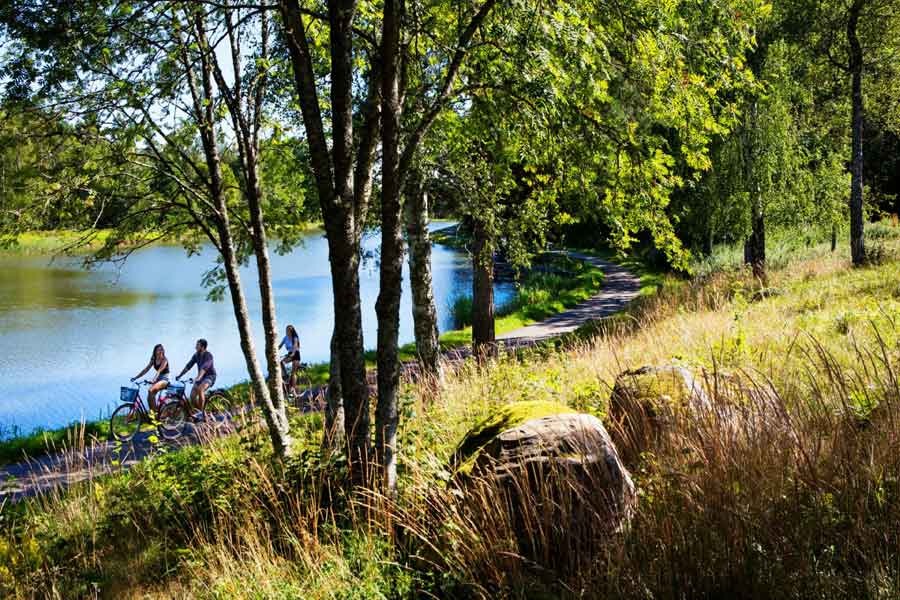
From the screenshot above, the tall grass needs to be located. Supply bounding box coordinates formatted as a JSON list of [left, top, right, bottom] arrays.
[[5, 240, 900, 597]]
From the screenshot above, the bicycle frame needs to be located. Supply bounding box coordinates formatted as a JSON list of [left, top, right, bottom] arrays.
[[128, 379, 187, 419], [160, 378, 196, 410], [124, 385, 150, 419]]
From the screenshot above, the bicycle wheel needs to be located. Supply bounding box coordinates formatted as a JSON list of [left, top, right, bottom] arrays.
[[109, 403, 142, 442], [202, 391, 234, 434], [295, 369, 312, 393], [157, 400, 188, 440]]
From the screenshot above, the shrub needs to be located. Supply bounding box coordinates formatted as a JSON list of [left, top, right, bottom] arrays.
[[449, 294, 473, 329]]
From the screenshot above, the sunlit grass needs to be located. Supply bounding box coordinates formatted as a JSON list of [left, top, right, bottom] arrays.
[[6, 234, 900, 597]]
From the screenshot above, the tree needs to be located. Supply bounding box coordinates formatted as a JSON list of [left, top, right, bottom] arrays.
[[1, 1, 304, 458], [278, 0, 501, 487], [804, 0, 900, 264], [403, 165, 442, 381]]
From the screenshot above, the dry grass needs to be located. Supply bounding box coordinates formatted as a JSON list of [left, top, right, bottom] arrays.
[[5, 240, 900, 598]]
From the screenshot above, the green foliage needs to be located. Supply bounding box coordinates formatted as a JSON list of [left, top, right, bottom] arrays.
[[448, 294, 473, 329], [0, 421, 108, 465]]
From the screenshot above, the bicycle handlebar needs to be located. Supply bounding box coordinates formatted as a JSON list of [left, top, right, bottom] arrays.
[[130, 378, 194, 386]]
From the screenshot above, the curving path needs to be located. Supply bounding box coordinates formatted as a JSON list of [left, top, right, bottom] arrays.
[[498, 252, 641, 342], [0, 253, 640, 502]]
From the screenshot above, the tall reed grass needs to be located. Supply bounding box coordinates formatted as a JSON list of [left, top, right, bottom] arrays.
[[5, 243, 900, 598]]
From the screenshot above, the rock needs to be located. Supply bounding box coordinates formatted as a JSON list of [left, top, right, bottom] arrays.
[[607, 365, 710, 462], [451, 400, 578, 476], [608, 365, 788, 464], [450, 401, 636, 534]]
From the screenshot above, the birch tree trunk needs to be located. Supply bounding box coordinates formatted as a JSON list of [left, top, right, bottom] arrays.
[[848, 0, 866, 266], [192, 12, 293, 458], [404, 175, 442, 380], [375, 0, 404, 491]]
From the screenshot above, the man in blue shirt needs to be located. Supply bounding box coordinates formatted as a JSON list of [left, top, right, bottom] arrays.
[[177, 338, 217, 414]]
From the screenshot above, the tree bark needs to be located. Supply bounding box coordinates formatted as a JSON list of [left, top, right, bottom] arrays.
[[242, 153, 293, 442], [404, 174, 442, 380], [191, 11, 292, 457], [324, 329, 345, 448], [741, 99, 766, 282], [327, 221, 371, 473], [281, 0, 372, 478], [210, 8, 293, 449], [472, 218, 496, 358], [375, 0, 404, 491], [744, 201, 766, 281], [848, 0, 866, 265]]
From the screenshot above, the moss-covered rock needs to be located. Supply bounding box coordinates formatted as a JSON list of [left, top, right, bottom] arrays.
[[608, 365, 786, 464], [611, 365, 711, 415], [450, 400, 577, 476], [450, 401, 636, 536], [607, 366, 709, 462]]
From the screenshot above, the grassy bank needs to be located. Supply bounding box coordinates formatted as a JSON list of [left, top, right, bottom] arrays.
[[0, 422, 110, 465], [0, 253, 600, 466], [1, 230, 115, 255], [4, 226, 900, 597]]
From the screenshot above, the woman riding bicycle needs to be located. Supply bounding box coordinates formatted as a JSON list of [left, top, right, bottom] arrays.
[[278, 324, 301, 395], [131, 343, 170, 411]]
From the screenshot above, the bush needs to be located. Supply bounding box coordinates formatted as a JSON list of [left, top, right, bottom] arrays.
[[866, 220, 900, 240], [449, 294, 473, 329]]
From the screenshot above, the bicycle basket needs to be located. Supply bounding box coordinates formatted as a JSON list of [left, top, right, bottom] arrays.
[[120, 386, 138, 403], [166, 382, 186, 396]]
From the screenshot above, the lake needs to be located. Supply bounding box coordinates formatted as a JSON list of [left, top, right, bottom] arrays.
[[0, 225, 515, 435]]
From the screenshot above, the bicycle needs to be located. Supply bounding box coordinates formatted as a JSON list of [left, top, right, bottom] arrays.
[[154, 377, 236, 440], [109, 380, 180, 442], [280, 360, 313, 399]]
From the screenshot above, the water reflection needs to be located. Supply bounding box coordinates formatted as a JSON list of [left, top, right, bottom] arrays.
[[0, 226, 514, 434]]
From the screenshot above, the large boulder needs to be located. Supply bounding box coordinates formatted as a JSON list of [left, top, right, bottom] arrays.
[[450, 401, 636, 534], [607, 365, 788, 464]]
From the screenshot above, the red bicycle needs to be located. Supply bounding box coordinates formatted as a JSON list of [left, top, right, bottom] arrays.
[[153, 378, 236, 440], [108, 380, 177, 442]]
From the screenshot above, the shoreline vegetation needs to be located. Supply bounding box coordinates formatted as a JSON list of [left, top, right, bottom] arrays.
[[0, 223, 876, 467], [2, 221, 461, 256], [0, 225, 326, 256], [0, 231, 609, 466], [5, 229, 900, 597]]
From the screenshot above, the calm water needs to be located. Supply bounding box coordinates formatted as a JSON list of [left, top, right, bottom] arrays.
[[0, 226, 514, 434]]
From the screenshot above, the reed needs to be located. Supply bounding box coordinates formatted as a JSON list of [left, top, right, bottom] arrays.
[[4, 242, 900, 598]]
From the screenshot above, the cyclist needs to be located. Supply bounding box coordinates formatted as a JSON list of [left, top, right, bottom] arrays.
[[131, 343, 170, 411], [278, 324, 301, 395], [176, 338, 216, 417]]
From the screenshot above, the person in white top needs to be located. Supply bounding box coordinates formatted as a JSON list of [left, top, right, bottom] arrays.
[[278, 324, 301, 395]]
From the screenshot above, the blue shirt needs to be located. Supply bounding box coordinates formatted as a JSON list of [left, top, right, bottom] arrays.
[[282, 335, 299, 352]]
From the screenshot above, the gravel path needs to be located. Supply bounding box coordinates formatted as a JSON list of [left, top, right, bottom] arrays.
[[497, 252, 641, 341], [0, 253, 640, 502]]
